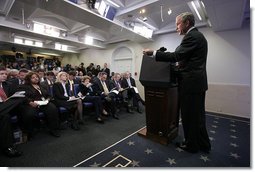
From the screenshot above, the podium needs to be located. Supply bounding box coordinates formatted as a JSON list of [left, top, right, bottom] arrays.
[[138, 55, 179, 145]]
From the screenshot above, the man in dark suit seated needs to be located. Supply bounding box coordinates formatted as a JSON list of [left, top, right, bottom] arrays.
[[121, 71, 145, 113], [0, 66, 25, 157], [109, 73, 133, 113], [92, 72, 119, 119], [40, 71, 55, 96]]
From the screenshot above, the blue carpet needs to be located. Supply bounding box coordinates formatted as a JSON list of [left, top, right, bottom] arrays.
[[75, 113, 250, 167]]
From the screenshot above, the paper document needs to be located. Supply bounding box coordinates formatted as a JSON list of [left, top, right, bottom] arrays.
[[34, 100, 49, 106], [132, 87, 139, 93], [5, 91, 25, 101], [110, 90, 119, 95], [67, 97, 80, 102]]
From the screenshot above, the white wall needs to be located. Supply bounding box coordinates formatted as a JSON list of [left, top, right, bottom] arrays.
[[62, 24, 251, 118]]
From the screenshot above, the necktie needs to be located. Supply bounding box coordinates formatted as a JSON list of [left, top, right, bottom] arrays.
[[102, 81, 109, 94], [0, 85, 8, 101], [116, 81, 120, 90]]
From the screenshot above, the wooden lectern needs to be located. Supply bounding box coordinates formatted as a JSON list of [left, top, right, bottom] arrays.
[[138, 55, 179, 145]]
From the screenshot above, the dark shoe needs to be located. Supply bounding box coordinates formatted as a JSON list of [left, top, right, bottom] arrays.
[[59, 121, 69, 130], [71, 121, 80, 130], [78, 120, 85, 125], [96, 117, 104, 124], [176, 142, 198, 153], [127, 107, 134, 113], [3, 147, 22, 158], [113, 114, 119, 120], [50, 130, 61, 137]]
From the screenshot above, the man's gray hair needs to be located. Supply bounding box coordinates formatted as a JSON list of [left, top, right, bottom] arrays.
[[177, 12, 195, 26]]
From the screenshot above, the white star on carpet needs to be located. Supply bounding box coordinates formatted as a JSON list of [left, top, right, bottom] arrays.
[[166, 158, 176, 165], [209, 137, 215, 141], [230, 135, 238, 139], [127, 141, 135, 146], [111, 150, 120, 156], [230, 152, 240, 159], [211, 125, 218, 128], [230, 129, 237, 133], [176, 147, 184, 152], [130, 160, 140, 167], [145, 148, 153, 154], [230, 120, 236, 123], [230, 143, 239, 148], [89, 162, 101, 167], [210, 130, 216, 134], [230, 124, 236, 127], [213, 121, 219, 124], [200, 155, 210, 162]]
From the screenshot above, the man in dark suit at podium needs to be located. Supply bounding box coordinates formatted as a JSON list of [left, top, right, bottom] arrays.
[[143, 12, 211, 153]]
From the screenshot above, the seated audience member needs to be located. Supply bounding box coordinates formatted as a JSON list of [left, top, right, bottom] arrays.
[[18, 72, 60, 137], [93, 72, 119, 119], [7, 69, 19, 80], [79, 76, 105, 124], [53, 71, 83, 130], [121, 71, 145, 113], [37, 69, 45, 82], [40, 71, 55, 95], [0, 66, 25, 157], [8, 68, 29, 86], [67, 70, 81, 96], [109, 73, 133, 113]]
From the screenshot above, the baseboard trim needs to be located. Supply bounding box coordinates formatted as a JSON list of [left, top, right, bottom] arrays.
[[206, 111, 250, 122]]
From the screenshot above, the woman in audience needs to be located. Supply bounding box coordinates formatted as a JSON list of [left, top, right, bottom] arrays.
[[53, 71, 83, 130], [18, 72, 60, 138], [79, 76, 105, 124]]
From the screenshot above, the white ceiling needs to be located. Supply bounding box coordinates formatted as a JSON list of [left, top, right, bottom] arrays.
[[0, 0, 250, 56]]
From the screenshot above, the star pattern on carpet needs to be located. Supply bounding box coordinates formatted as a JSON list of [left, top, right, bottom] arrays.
[[230, 129, 237, 133], [175, 147, 184, 152], [90, 162, 101, 167], [166, 158, 176, 165], [200, 155, 210, 162], [209, 136, 215, 141], [230, 152, 240, 159], [130, 160, 140, 167], [230, 143, 239, 148], [213, 120, 219, 124], [210, 130, 216, 134], [111, 150, 120, 156], [230, 135, 238, 139], [144, 148, 153, 155], [78, 114, 249, 167], [127, 141, 135, 146]]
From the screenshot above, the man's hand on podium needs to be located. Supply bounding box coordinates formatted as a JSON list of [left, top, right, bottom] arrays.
[[143, 49, 154, 56]]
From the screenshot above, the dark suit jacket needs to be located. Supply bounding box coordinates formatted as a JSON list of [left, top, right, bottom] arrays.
[[101, 68, 110, 79], [2, 81, 16, 97], [18, 84, 51, 103], [0, 81, 25, 114], [121, 77, 136, 89], [155, 28, 208, 93], [92, 79, 111, 96], [52, 82, 70, 101]]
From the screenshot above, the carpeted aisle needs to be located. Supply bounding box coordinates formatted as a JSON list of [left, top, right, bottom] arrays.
[[76, 113, 250, 167]]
